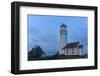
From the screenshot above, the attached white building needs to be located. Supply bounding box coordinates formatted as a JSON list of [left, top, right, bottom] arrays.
[[59, 23, 83, 56]]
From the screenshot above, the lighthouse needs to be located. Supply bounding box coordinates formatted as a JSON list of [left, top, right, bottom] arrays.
[[59, 23, 67, 55]]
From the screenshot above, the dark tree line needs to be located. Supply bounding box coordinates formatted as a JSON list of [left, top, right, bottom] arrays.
[[28, 45, 45, 60]]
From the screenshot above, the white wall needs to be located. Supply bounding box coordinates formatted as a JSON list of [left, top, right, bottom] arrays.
[[0, 0, 99, 76]]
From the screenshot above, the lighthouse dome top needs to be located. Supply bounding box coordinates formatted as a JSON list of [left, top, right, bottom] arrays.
[[60, 23, 67, 28]]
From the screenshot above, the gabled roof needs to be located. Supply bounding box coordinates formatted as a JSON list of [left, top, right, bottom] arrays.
[[62, 42, 80, 49]]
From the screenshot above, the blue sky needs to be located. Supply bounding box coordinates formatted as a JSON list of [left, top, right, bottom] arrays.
[[28, 15, 88, 55]]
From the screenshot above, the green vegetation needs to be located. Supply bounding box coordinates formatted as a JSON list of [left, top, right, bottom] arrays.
[[28, 45, 45, 60]]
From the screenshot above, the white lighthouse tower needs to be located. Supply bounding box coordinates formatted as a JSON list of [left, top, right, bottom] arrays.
[[59, 23, 67, 55]]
